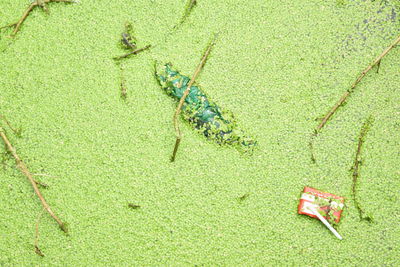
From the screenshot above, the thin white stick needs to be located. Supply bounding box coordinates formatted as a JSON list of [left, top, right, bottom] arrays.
[[308, 206, 343, 240]]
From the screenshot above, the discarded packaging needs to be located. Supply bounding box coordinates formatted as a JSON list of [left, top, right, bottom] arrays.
[[298, 187, 345, 239], [155, 63, 256, 150]]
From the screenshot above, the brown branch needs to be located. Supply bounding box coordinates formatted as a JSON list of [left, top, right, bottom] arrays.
[[316, 34, 400, 132], [11, 2, 37, 36], [2, 0, 76, 37], [351, 116, 374, 221], [0, 126, 67, 232], [113, 45, 152, 60], [170, 37, 216, 162]]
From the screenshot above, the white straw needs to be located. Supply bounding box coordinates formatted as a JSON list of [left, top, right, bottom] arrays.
[[307, 206, 343, 240]]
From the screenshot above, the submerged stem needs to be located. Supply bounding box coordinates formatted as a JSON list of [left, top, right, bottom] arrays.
[[352, 116, 374, 221]]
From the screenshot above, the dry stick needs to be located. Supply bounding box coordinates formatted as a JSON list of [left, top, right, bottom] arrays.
[[177, 0, 197, 27], [170, 39, 215, 162], [352, 116, 373, 221], [3, 0, 76, 37], [0, 127, 67, 232], [34, 209, 45, 257], [113, 45, 152, 60], [11, 1, 37, 36], [316, 34, 400, 132], [309, 34, 400, 163]]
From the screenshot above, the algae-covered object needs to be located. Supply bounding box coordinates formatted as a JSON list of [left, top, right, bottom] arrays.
[[155, 63, 256, 150]]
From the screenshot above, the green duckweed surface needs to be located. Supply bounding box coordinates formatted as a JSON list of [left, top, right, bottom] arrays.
[[0, 0, 399, 265]]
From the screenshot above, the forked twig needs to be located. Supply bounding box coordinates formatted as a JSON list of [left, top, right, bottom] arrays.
[[0, 126, 67, 232], [316, 34, 400, 132], [351, 116, 374, 221], [2, 0, 76, 37], [171, 37, 216, 162]]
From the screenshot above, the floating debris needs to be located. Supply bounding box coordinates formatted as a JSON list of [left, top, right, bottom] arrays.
[[113, 23, 151, 61], [120, 23, 137, 50], [155, 63, 256, 151], [298, 187, 344, 239]]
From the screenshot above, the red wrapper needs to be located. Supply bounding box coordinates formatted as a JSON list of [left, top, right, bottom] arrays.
[[298, 187, 345, 223]]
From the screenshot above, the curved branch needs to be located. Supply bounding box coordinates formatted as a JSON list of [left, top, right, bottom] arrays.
[[0, 127, 67, 232]]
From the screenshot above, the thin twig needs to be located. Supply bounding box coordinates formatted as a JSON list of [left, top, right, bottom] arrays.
[[119, 63, 127, 99], [32, 173, 55, 188], [128, 203, 141, 209], [351, 116, 374, 221], [31, 174, 50, 188], [176, 0, 197, 28], [308, 132, 317, 163], [171, 37, 216, 162], [0, 115, 21, 136], [376, 60, 381, 73], [113, 45, 152, 60], [2, 0, 76, 37], [0, 23, 17, 30], [34, 209, 45, 257], [238, 193, 250, 202], [316, 34, 400, 132], [184, 0, 197, 18], [0, 126, 67, 232]]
